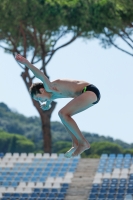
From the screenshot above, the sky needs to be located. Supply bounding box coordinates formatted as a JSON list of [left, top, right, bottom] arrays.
[[0, 36, 133, 144]]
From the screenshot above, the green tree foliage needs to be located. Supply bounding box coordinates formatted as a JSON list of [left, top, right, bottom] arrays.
[[87, 0, 133, 56], [90, 142, 123, 155], [1, 102, 133, 157], [52, 141, 71, 153], [0, 130, 35, 153]]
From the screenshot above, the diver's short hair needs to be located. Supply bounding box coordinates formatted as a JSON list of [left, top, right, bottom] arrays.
[[29, 82, 44, 98]]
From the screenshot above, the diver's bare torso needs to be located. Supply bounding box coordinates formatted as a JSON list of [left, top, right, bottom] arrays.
[[50, 79, 90, 100]]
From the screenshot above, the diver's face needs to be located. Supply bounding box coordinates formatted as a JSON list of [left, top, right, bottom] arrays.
[[33, 88, 48, 102]]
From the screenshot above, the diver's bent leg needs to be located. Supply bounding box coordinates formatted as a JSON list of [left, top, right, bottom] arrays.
[[58, 112, 88, 144], [59, 120, 79, 158]]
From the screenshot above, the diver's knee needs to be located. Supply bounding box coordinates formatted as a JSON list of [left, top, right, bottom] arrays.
[[58, 109, 70, 120]]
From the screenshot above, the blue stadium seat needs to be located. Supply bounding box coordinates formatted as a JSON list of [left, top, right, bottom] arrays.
[[97, 194, 106, 199], [61, 183, 69, 188], [100, 154, 108, 158], [110, 183, 118, 189], [92, 183, 100, 189], [99, 190, 107, 195], [1, 182, 10, 187], [58, 192, 65, 197], [5, 177, 13, 182], [101, 183, 109, 188], [39, 193, 47, 198], [30, 193, 38, 198], [38, 177, 47, 182], [125, 154, 131, 158], [105, 169, 113, 173], [10, 181, 18, 187], [106, 199, 114, 200], [115, 164, 122, 168], [34, 188, 42, 193], [42, 188, 50, 193], [117, 154, 124, 158], [21, 193, 29, 198], [97, 169, 104, 173], [90, 190, 98, 195], [111, 178, 118, 183], [99, 160, 106, 164], [12, 193, 21, 198], [108, 190, 116, 195], [123, 165, 130, 168], [31, 177, 39, 182], [106, 194, 115, 199], [59, 172, 66, 177], [3, 193, 12, 197], [60, 188, 68, 194], [52, 167, 59, 172], [48, 193, 56, 198], [129, 174, 133, 178], [120, 178, 127, 183], [1, 172, 8, 176], [97, 198, 106, 200], [127, 183, 133, 189], [129, 179, 133, 183], [117, 189, 125, 194], [25, 172, 32, 177], [89, 194, 97, 199], [51, 188, 59, 193], [55, 163, 61, 167], [22, 177, 30, 181], [116, 193, 124, 199], [99, 188, 107, 194], [26, 198, 35, 200], [119, 183, 126, 188], [126, 189, 133, 194], [69, 168, 76, 172], [50, 172, 57, 177], [102, 178, 110, 183]]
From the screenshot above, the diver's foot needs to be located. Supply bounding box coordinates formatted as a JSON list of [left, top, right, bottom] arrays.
[[72, 141, 90, 157], [64, 145, 78, 158]]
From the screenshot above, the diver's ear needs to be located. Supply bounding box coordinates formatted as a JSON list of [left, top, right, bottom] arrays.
[[39, 88, 45, 94]]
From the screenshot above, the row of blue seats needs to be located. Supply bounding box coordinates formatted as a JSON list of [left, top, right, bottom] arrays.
[[100, 157, 133, 160], [97, 168, 130, 172], [1, 198, 64, 200], [92, 183, 133, 188], [93, 182, 133, 187], [101, 154, 132, 158], [89, 193, 132, 199], [90, 189, 133, 195], [0, 164, 78, 169], [0, 175, 66, 181], [99, 161, 132, 164], [88, 198, 125, 200], [100, 158, 133, 163], [3, 188, 68, 196], [98, 164, 132, 167], [101, 178, 133, 183], [3, 192, 66, 197], [0, 166, 76, 173]]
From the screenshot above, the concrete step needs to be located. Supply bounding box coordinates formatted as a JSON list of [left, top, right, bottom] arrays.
[[65, 158, 99, 200]]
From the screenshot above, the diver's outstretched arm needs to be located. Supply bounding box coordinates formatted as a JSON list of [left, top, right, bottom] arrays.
[[15, 54, 53, 92]]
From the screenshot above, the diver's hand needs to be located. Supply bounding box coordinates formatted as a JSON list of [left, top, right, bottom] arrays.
[[40, 102, 51, 110], [15, 54, 28, 65]]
